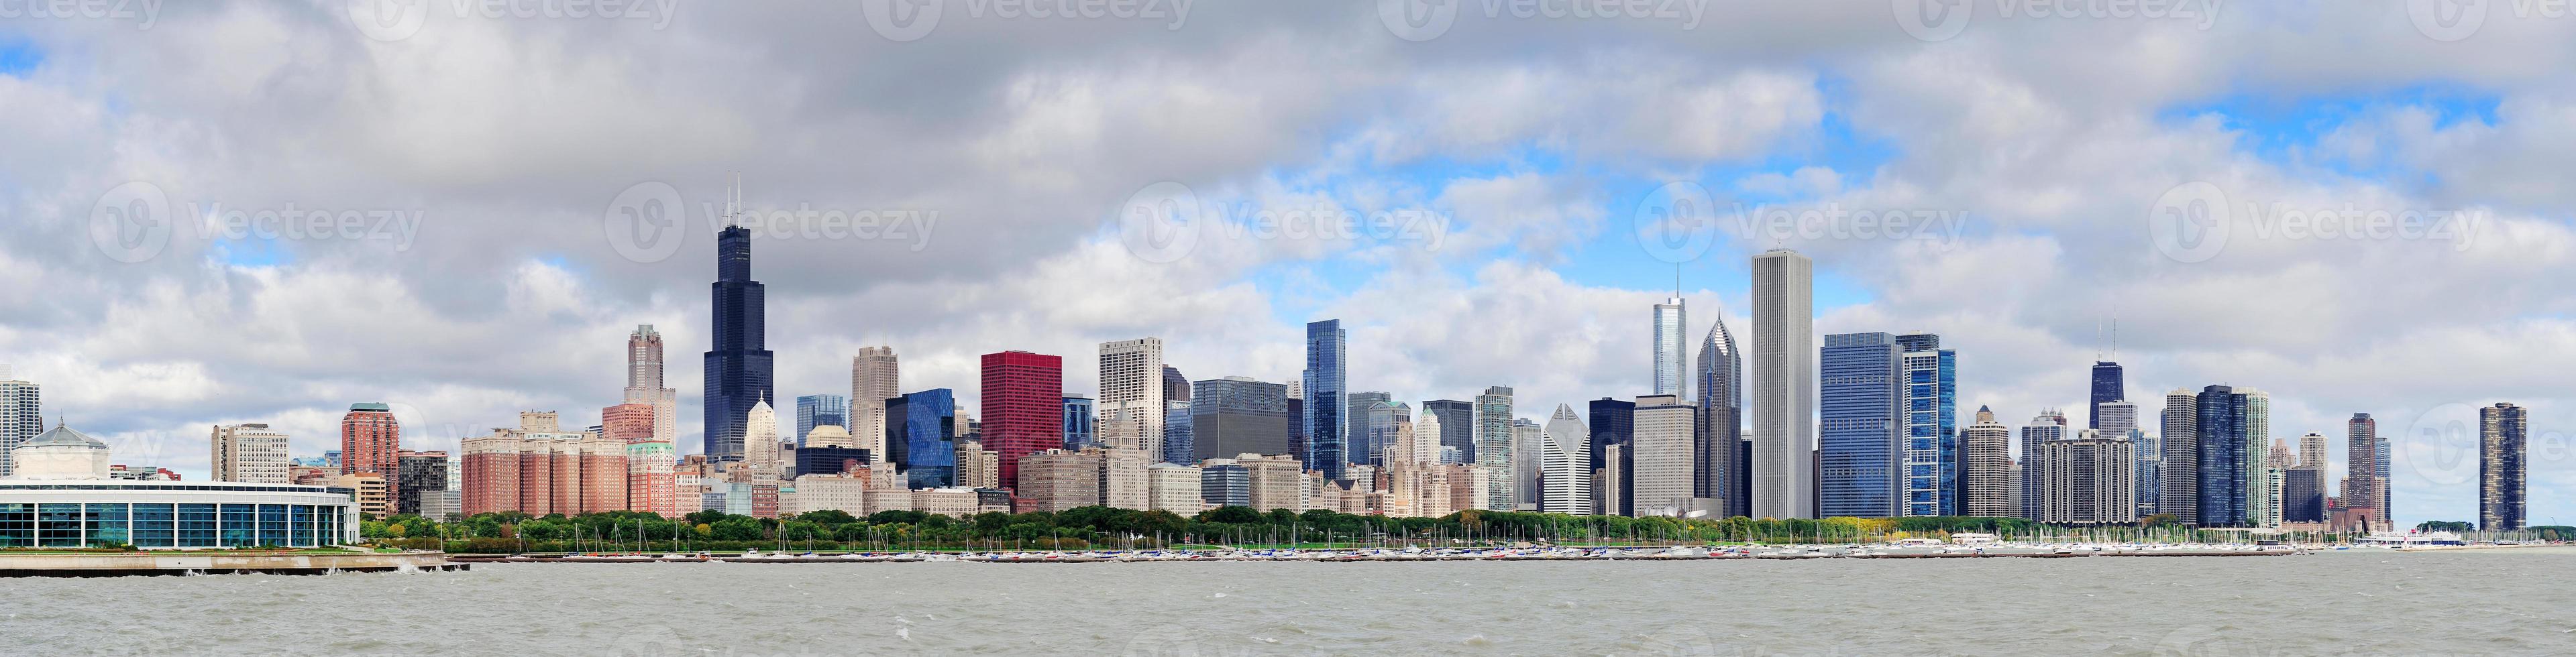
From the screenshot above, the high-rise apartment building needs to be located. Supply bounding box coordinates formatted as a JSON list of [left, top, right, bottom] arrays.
[[2017, 410, 2067, 520], [851, 346, 900, 463], [2037, 429, 2135, 526], [1695, 316, 1742, 517], [1751, 249, 1815, 519], [2159, 389, 2200, 525], [1821, 332, 1902, 518], [1894, 333, 1957, 517], [1302, 320, 1348, 478], [2481, 402, 2527, 532], [2241, 389, 2272, 530], [1540, 405, 1591, 514], [981, 351, 1064, 490], [2342, 412, 2385, 531], [1190, 377, 1292, 462], [0, 365, 37, 478], [1474, 385, 1515, 510], [341, 403, 401, 510], [1653, 296, 1686, 398], [623, 325, 678, 445], [2298, 431, 2327, 471], [396, 450, 449, 516], [1962, 406, 2013, 517], [460, 414, 631, 517], [1098, 338, 1167, 464], [210, 423, 290, 484], [2194, 385, 2252, 528], [602, 402, 657, 443]]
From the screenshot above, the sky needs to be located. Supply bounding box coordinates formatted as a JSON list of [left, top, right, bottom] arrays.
[[2, 1, 2571, 527]]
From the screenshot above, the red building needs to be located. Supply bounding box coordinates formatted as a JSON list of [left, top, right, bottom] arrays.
[[602, 402, 657, 443], [980, 351, 1064, 490], [341, 403, 402, 510]]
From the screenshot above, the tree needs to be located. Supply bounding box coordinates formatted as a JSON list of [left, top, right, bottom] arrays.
[[2415, 520, 2474, 533]]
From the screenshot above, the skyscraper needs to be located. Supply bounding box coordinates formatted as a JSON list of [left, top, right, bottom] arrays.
[[1962, 406, 2013, 517], [1191, 377, 1291, 462], [743, 398, 782, 472], [1588, 398, 1636, 516], [1511, 418, 1542, 510], [1540, 405, 1591, 514], [1422, 400, 1474, 465], [1820, 332, 1902, 518], [341, 403, 402, 509], [704, 221, 774, 462], [2037, 428, 2136, 526], [2094, 400, 2145, 516], [1062, 396, 1096, 451], [982, 351, 1065, 490], [1695, 316, 1742, 517], [1163, 400, 1194, 466], [1098, 338, 1167, 463], [2298, 431, 2327, 471], [1629, 394, 1698, 516], [0, 366, 39, 478], [210, 423, 290, 484], [2195, 385, 2252, 528], [1347, 392, 1395, 467], [885, 389, 958, 489], [2241, 389, 2271, 530], [2088, 361, 2124, 430], [1474, 385, 1515, 510], [851, 346, 900, 463], [1302, 320, 1348, 479], [1653, 296, 1686, 398], [794, 395, 849, 447], [1894, 332, 1956, 517], [2017, 410, 2067, 520], [1751, 249, 1815, 519], [623, 325, 679, 445], [2344, 413, 2381, 529], [2480, 402, 2527, 532], [2159, 389, 2200, 525]]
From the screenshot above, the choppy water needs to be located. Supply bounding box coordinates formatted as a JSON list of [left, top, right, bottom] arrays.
[[9, 548, 2575, 655]]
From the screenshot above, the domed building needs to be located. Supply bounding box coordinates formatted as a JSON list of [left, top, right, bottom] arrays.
[[803, 424, 855, 449], [0, 420, 360, 549]]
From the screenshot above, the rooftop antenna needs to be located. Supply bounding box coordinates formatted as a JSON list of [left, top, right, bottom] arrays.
[[724, 171, 744, 228], [1674, 262, 1682, 298]]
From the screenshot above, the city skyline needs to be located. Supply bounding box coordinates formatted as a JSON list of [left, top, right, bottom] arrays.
[[5, 5, 2569, 529]]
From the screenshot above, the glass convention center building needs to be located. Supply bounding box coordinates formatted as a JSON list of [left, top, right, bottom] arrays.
[[0, 424, 360, 548]]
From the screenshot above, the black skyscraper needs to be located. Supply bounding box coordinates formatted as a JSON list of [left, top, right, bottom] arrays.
[[2088, 361, 2123, 429], [1588, 398, 1635, 516], [704, 224, 773, 461]]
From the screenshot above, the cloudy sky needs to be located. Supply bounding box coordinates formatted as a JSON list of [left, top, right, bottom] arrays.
[[3, 1, 2569, 526]]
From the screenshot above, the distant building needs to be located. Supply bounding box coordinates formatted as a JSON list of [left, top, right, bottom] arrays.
[[1653, 296, 1686, 398], [1062, 396, 1096, 451], [1629, 394, 1697, 516], [2037, 429, 2135, 526], [1821, 332, 1902, 518], [341, 403, 401, 512], [1147, 463, 1203, 514], [2018, 410, 2067, 520], [1473, 386, 1515, 510], [1750, 249, 1815, 519], [1191, 377, 1291, 463], [2280, 467, 2326, 524], [623, 325, 679, 446], [1098, 339, 1167, 464], [1588, 398, 1635, 516], [2481, 403, 2528, 532], [704, 224, 775, 462], [851, 346, 900, 463], [1242, 453, 1307, 512], [1540, 405, 1590, 514], [2343, 413, 2384, 532], [2159, 389, 2200, 525], [1346, 392, 1394, 468], [1695, 317, 1744, 518], [210, 423, 290, 484], [795, 394, 849, 447], [1421, 400, 1474, 466], [1303, 320, 1348, 479], [2194, 385, 2253, 528], [1017, 449, 1102, 513], [601, 402, 657, 443], [1, 423, 360, 548], [460, 414, 631, 518], [1894, 333, 1957, 517], [885, 390, 958, 489], [1200, 459, 1250, 508], [982, 351, 1065, 490], [2089, 361, 2124, 430], [955, 438, 1001, 490], [1962, 406, 2014, 518], [335, 473, 392, 518], [395, 451, 448, 516], [0, 366, 39, 478]]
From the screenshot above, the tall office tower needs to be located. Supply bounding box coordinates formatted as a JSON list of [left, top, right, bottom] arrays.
[[1511, 419, 1543, 510], [1588, 398, 1637, 516], [1163, 401, 1194, 465], [1653, 296, 1687, 398], [1302, 320, 1348, 479], [2193, 385, 2252, 528], [623, 325, 679, 445], [210, 423, 290, 484], [2299, 432, 2327, 471], [2280, 467, 2325, 524], [2092, 401, 2139, 440], [704, 217, 775, 461], [1695, 316, 1743, 517], [1962, 406, 2014, 517], [1063, 396, 1096, 451], [1820, 332, 1902, 518], [1411, 408, 1445, 466], [1346, 392, 1395, 466], [2017, 410, 2068, 520], [1540, 405, 1591, 514], [2375, 434, 2392, 520], [1368, 400, 1411, 467], [2037, 428, 2137, 526], [2343, 413, 2381, 527], [1422, 400, 1474, 464], [743, 398, 782, 473], [1473, 386, 1516, 510], [981, 351, 1065, 490], [342, 403, 402, 507], [2089, 361, 2124, 430], [1162, 366, 1191, 409], [1894, 332, 1956, 517], [1750, 249, 1815, 519], [1191, 377, 1291, 462], [2266, 438, 2297, 469], [2480, 402, 2528, 532], [1629, 394, 1698, 516], [2241, 390, 2272, 529], [2159, 390, 2201, 525], [1097, 338, 1167, 463], [2131, 428, 2161, 518], [851, 347, 900, 463], [0, 365, 36, 478], [886, 389, 959, 489], [793, 395, 848, 447]]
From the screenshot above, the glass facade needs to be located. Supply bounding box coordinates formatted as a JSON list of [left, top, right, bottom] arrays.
[[0, 501, 345, 548], [885, 389, 958, 489], [1896, 333, 1957, 517], [1819, 333, 1900, 518], [2196, 385, 2251, 527], [1302, 320, 1347, 480]]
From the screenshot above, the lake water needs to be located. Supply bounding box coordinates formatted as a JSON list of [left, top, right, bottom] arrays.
[[9, 548, 2574, 655]]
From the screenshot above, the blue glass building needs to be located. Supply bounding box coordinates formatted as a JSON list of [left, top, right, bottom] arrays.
[[1346, 392, 1393, 466], [2090, 361, 2124, 430], [1819, 333, 1901, 518], [1163, 402, 1195, 465], [1303, 320, 1347, 480], [703, 225, 774, 461], [2195, 385, 2251, 527], [795, 394, 848, 447], [1421, 400, 1474, 464], [1896, 333, 1957, 517], [885, 389, 957, 489], [1062, 396, 1095, 451]]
